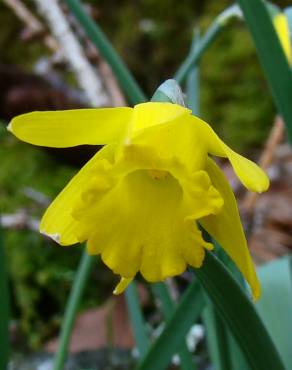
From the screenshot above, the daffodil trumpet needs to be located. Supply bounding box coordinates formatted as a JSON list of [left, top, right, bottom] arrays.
[[8, 80, 269, 300]]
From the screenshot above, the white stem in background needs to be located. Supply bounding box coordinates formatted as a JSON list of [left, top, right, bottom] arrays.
[[34, 0, 110, 107], [3, 0, 59, 51]]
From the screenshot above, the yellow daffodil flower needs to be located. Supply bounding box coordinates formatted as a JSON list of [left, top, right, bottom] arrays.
[[273, 13, 292, 64], [8, 101, 269, 299]]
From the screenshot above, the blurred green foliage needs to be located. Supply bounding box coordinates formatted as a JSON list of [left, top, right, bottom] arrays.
[[0, 0, 290, 147], [94, 0, 287, 149], [0, 131, 114, 347], [0, 0, 290, 348]]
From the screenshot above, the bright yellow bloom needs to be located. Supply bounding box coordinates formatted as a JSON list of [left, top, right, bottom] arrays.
[[9, 102, 269, 299], [274, 13, 292, 65]]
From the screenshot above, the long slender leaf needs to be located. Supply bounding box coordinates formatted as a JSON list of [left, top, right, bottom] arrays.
[[236, 0, 292, 142], [256, 255, 292, 370], [125, 282, 150, 357], [175, 21, 222, 84], [203, 303, 232, 370], [137, 280, 204, 370], [194, 251, 286, 370], [186, 30, 200, 116], [152, 283, 196, 370], [53, 252, 93, 370], [201, 243, 248, 370], [65, 0, 147, 105], [227, 333, 251, 370], [206, 247, 251, 370], [0, 228, 9, 370], [175, 5, 242, 84]]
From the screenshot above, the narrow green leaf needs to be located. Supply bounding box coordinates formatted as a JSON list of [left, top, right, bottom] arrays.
[[0, 228, 10, 370], [256, 256, 292, 370], [125, 282, 150, 357], [65, 0, 147, 105], [204, 247, 251, 370], [137, 280, 204, 370], [186, 31, 200, 115], [236, 0, 292, 142], [227, 332, 251, 370], [53, 252, 93, 370], [152, 283, 196, 370], [175, 21, 222, 84], [194, 251, 286, 370], [175, 5, 242, 84], [203, 302, 232, 370], [207, 246, 250, 370]]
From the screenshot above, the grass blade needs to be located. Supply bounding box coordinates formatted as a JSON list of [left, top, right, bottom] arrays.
[[194, 251, 286, 370], [236, 0, 292, 142], [65, 0, 147, 105], [125, 282, 150, 357]]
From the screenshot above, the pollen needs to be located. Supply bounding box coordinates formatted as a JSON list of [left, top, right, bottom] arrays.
[[148, 169, 169, 180]]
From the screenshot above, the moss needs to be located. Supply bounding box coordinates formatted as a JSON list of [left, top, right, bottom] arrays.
[[0, 131, 113, 347], [0, 130, 75, 213]]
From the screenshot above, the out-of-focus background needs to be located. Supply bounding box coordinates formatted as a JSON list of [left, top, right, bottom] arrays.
[[1, 1, 292, 369]]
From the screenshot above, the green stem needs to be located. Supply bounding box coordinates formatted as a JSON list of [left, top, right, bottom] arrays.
[[194, 251, 286, 370], [175, 21, 222, 84], [125, 282, 150, 357], [236, 0, 292, 143], [186, 30, 200, 115], [175, 5, 243, 85], [53, 252, 93, 370], [137, 280, 204, 370], [0, 228, 10, 370], [65, 0, 147, 105], [152, 283, 196, 370]]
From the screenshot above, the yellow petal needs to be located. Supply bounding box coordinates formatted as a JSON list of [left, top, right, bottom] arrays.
[[131, 102, 190, 134], [191, 115, 270, 193], [40, 145, 115, 245], [8, 108, 132, 147], [274, 14, 292, 65], [199, 158, 260, 300], [129, 113, 209, 173], [113, 277, 133, 295], [130, 109, 269, 193]]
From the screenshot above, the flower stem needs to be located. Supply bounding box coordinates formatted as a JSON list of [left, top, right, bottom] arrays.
[[186, 29, 200, 115], [174, 21, 222, 84], [175, 5, 242, 84], [0, 228, 10, 370], [53, 252, 93, 370], [65, 0, 147, 105]]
